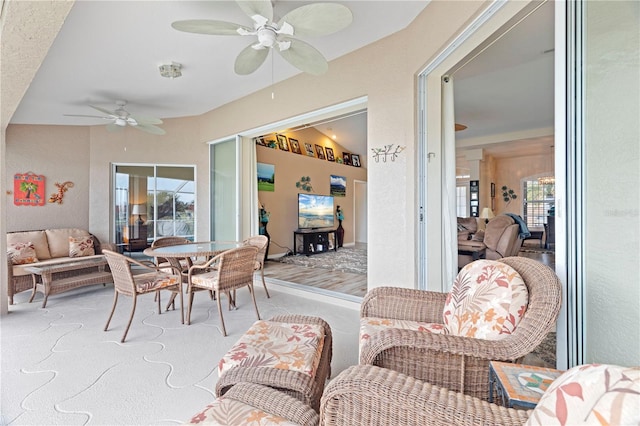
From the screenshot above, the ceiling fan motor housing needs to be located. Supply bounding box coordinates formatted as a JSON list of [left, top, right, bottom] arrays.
[[257, 26, 277, 47]]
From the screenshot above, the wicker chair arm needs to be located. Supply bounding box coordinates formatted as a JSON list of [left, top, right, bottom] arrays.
[[225, 382, 319, 426], [320, 365, 531, 426], [6, 257, 15, 280], [360, 286, 447, 322], [360, 327, 528, 366]]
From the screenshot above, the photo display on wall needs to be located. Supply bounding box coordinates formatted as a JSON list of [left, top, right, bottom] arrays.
[[325, 147, 335, 161], [315, 144, 326, 160], [342, 152, 352, 165], [289, 138, 302, 154], [330, 175, 346, 197], [257, 163, 275, 192]]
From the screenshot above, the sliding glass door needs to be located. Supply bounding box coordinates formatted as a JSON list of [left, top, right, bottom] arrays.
[[113, 164, 195, 247]]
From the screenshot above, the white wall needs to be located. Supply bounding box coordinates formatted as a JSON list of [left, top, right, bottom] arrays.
[[583, 1, 640, 366]]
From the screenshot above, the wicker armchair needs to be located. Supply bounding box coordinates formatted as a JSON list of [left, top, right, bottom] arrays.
[[321, 365, 531, 426], [359, 257, 562, 401], [103, 250, 183, 342], [243, 235, 270, 298], [186, 245, 259, 336]]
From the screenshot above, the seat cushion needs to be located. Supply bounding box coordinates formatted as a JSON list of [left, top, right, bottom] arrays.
[[134, 272, 180, 292], [191, 271, 218, 289], [359, 317, 446, 344], [187, 397, 300, 426], [525, 364, 640, 426], [218, 320, 325, 379], [443, 259, 528, 339]]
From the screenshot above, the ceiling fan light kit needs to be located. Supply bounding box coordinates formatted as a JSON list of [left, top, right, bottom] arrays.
[[171, 0, 353, 76], [64, 100, 166, 135]]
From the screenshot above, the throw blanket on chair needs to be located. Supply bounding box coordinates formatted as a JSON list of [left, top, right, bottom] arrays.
[[506, 213, 532, 239]]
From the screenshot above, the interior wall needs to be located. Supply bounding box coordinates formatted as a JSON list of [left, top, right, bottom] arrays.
[[5, 124, 91, 232], [492, 153, 549, 215], [256, 129, 366, 256]]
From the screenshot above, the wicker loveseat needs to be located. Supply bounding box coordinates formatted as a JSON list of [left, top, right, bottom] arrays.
[[6, 228, 115, 304]]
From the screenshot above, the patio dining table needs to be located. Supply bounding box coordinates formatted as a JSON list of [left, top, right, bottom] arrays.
[[143, 241, 243, 260]]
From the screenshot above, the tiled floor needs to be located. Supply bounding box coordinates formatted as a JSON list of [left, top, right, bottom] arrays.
[[0, 283, 360, 425]]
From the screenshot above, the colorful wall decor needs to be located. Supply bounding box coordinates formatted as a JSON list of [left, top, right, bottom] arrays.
[[13, 172, 46, 206], [48, 181, 74, 204], [257, 162, 275, 192], [330, 175, 346, 197]]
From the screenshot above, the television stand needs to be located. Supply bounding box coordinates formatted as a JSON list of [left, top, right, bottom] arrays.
[[293, 229, 337, 256]]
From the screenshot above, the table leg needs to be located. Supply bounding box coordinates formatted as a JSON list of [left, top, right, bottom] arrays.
[[28, 274, 39, 303]]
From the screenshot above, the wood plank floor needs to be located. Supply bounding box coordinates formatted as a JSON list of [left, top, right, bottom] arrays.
[[262, 260, 367, 299]]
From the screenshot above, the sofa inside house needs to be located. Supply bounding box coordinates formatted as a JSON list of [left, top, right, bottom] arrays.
[[458, 215, 524, 268], [6, 228, 114, 304]]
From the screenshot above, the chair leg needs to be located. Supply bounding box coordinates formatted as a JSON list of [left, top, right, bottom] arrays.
[[104, 291, 119, 331], [177, 285, 184, 325], [248, 284, 260, 321], [186, 289, 195, 325], [121, 294, 138, 343], [216, 291, 227, 336], [156, 290, 161, 315], [260, 268, 270, 298]]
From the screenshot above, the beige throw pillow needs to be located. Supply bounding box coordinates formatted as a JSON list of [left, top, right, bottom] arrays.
[[69, 236, 95, 258], [8, 242, 39, 265]]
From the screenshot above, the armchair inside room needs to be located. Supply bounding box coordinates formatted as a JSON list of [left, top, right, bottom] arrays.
[[358, 257, 562, 401], [320, 364, 640, 426], [458, 214, 523, 268]]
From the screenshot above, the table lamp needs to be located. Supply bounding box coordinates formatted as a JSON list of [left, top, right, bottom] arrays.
[[480, 207, 495, 224], [131, 204, 146, 226]]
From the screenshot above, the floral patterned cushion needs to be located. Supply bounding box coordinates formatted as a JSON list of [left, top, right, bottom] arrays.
[[526, 364, 640, 426], [187, 396, 299, 425], [69, 236, 95, 257], [7, 242, 39, 265], [359, 317, 446, 343], [218, 320, 325, 379], [134, 272, 180, 292], [443, 260, 528, 339]]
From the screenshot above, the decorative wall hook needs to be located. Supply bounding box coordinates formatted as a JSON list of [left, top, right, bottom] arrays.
[[371, 144, 406, 163], [48, 181, 74, 204]]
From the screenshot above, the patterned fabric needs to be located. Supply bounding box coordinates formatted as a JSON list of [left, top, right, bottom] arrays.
[[69, 236, 95, 257], [187, 397, 299, 425], [7, 242, 39, 265], [218, 320, 325, 379], [359, 317, 446, 343], [191, 271, 218, 289], [526, 364, 640, 426], [134, 272, 180, 292], [443, 260, 528, 339]]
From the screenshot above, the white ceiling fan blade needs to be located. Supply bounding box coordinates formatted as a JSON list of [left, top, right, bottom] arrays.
[[278, 38, 328, 76], [128, 114, 163, 125], [234, 43, 269, 75], [172, 20, 252, 36], [64, 114, 113, 120], [278, 3, 352, 37], [89, 105, 118, 117], [135, 123, 166, 135], [236, 0, 273, 25]]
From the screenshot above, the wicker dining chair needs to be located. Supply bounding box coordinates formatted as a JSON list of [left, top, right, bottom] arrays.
[[103, 249, 183, 342], [243, 235, 270, 298], [359, 256, 562, 401], [186, 245, 259, 336]]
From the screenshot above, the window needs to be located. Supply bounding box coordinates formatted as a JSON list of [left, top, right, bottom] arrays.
[[113, 164, 195, 246], [456, 185, 468, 217], [523, 179, 554, 227]]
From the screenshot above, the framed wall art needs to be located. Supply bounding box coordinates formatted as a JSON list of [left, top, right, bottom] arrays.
[[289, 138, 302, 154], [304, 142, 315, 157], [14, 172, 46, 206], [276, 134, 289, 151], [257, 163, 275, 192], [315, 144, 326, 160], [342, 152, 352, 165], [325, 147, 335, 161], [351, 154, 361, 167]]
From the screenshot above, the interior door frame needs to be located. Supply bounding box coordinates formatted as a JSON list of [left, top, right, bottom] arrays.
[[353, 180, 367, 244]]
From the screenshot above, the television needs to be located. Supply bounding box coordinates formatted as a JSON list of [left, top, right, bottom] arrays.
[[298, 193, 334, 229]]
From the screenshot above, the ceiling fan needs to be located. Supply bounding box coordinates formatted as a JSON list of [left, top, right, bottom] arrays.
[[64, 100, 166, 135], [171, 0, 353, 76]]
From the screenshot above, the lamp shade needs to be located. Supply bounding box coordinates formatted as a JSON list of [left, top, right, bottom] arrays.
[[480, 207, 494, 220], [131, 204, 146, 215]]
